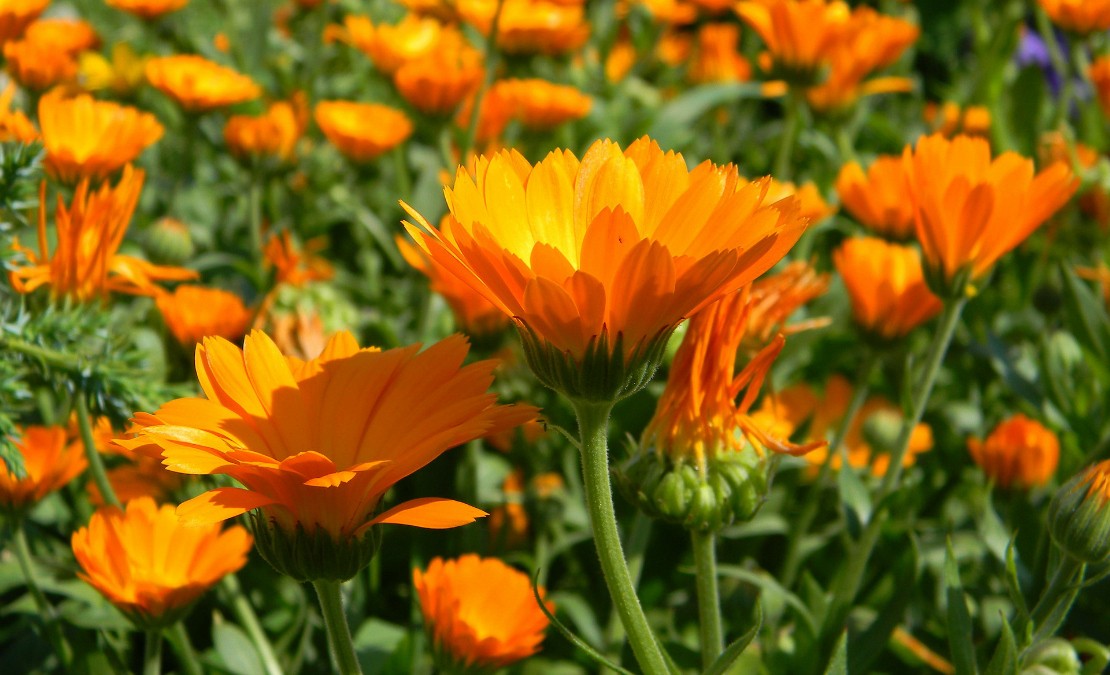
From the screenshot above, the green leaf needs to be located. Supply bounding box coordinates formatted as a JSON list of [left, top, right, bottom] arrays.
[[1060, 265, 1110, 363], [213, 620, 265, 675], [704, 601, 762, 675], [1003, 540, 1029, 624], [983, 617, 1017, 675], [647, 83, 765, 148], [716, 565, 817, 636], [850, 541, 919, 674], [353, 618, 409, 674], [837, 464, 872, 533], [825, 631, 848, 675], [531, 571, 634, 675], [945, 537, 978, 675]]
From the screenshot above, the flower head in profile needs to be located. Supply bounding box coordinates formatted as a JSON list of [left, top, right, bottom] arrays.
[[690, 23, 752, 84], [10, 167, 197, 302], [460, 0, 589, 55], [224, 99, 305, 163], [924, 102, 991, 138], [37, 90, 164, 184], [902, 134, 1077, 297], [314, 101, 413, 163], [399, 235, 509, 337], [833, 237, 941, 340], [145, 55, 261, 111], [23, 17, 100, 54], [1039, 0, 1110, 35], [156, 285, 253, 347], [106, 0, 189, 20], [0, 0, 47, 42], [415, 554, 551, 671], [118, 330, 536, 581], [836, 156, 915, 239], [1, 425, 87, 515], [404, 137, 810, 400], [393, 36, 483, 115], [485, 79, 592, 131], [3, 38, 77, 91], [735, 0, 851, 84], [72, 497, 251, 628], [1049, 460, 1110, 563], [79, 43, 149, 97], [968, 415, 1059, 490], [341, 14, 444, 74]]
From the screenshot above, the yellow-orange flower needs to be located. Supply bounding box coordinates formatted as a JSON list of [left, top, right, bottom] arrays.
[[690, 23, 752, 84], [1039, 0, 1110, 35], [735, 0, 851, 81], [968, 415, 1059, 490], [0, 0, 47, 42], [263, 231, 334, 287], [4, 39, 77, 91], [156, 285, 253, 346], [403, 138, 809, 399], [1092, 56, 1110, 120], [632, 0, 697, 25], [0, 84, 38, 143], [461, 0, 589, 55], [393, 38, 483, 115], [341, 14, 443, 74], [145, 55, 261, 111], [314, 101, 413, 162], [117, 330, 535, 578], [37, 90, 163, 184], [10, 167, 197, 302], [224, 100, 304, 162], [742, 260, 829, 347], [399, 235, 509, 336], [833, 237, 941, 339], [0, 426, 87, 513], [836, 156, 915, 239], [72, 497, 251, 627], [487, 78, 592, 130], [902, 134, 1077, 294], [764, 178, 836, 224], [415, 555, 551, 670], [105, 0, 188, 20], [23, 17, 100, 54], [78, 43, 149, 97]]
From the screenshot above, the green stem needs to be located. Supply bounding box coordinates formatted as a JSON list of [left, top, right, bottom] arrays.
[[604, 510, 652, 648], [249, 167, 264, 281], [835, 123, 858, 165], [166, 622, 203, 675], [222, 575, 285, 675], [1022, 556, 1085, 643], [392, 145, 412, 203], [13, 522, 72, 668], [773, 88, 804, 181], [76, 393, 119, 509], [572, 400, 670, 675], [1035, 7, 1073, 130], [2, 336, 73, 371], [144, 629, 163, 675], [692, 530, 723, 669], [312, 580, 362, 675], [460, 0, 505, 159]]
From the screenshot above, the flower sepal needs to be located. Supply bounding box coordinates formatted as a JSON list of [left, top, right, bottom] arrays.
[[1048, 461, 1110, 564], [249, 512, 383, 582]]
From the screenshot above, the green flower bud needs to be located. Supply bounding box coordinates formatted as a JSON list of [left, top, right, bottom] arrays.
[[249, 511, 382, 582], [1020, 638, 1081, 675], [144, 217, 194, 265], [1048, 460, 1110, 564]]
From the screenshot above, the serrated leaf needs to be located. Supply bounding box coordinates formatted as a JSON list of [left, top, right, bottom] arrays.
[[945, 538, 978, 675]]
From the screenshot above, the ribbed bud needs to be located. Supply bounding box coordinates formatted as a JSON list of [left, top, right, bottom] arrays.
[[249, 512, 382, 582], [1047, 460, 1110, 564], [144, 217, 195, 265]]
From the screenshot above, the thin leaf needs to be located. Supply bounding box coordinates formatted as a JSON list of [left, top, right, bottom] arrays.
[[946, 537, 979, 675], [1003, 540, 1029, 624], [838, 464, 872, 533], [850, 541, 919, 674], [983, 616, 1017, 675], [647, 83, 766, 147], [825, 631, 848, 675], [704, 601, 763, 675], [531, 571, 634, 675], [1061, 265, 1110, 363], [716, 564, 818, 635]]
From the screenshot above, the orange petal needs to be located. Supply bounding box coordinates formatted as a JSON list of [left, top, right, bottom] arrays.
[[176, 487, 275, 525], [363, 497, 487, 531]]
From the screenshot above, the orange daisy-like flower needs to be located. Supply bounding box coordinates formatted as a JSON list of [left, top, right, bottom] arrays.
[[735, 0, 851, 83], [415, 555, 551, 671], [0, 425, 87, 514], [156, 285, 254, 347], [3, 38, 77, 91], [224, 99, 304, 162], [145, 55, 261, 111], [72, 497, 251, 628], [117, 330, 535, 581], [10, 167, 197, 302], [1091, 56, 1110, 120], [38, 90, 164, 184], [833, 237, 941, 340], [0, 84, 38, 143], [968, 415, 1059, 490], [23, 18, 100, 54], [403, 137, 810, 400], [263, 231, 334, 287], [105, 0, 189, 20], [690, 23, 752, 84], [314, 101, 413, 163], [0, 0, 47, 42], [341, 14, 443, 75], [836, 156, 915, 239], [487, 79, 592, 130], [461, 0, 590, 55], [399, 235, 509, 337], [393, 37, 483, 115], [764, 178, 836, 224], [902, 134, 1077, 296], [1039, 0, 1110, 35]]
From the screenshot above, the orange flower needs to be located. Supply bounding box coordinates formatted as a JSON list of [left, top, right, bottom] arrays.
[[314, 101, 413, 162], [924, 102, 991, 138], [414, 555, 551, 671], [399, 235, 509, 336], [764, 178, 836, 224], [393, 37, 483, 115], [735, 0, 851, 82], [0, 0, 47, 42], [460, 0, 589, 55], [11, 167, 197, 302], [487, 78, 592, 130], [145, 55, 261, 111], [690, 23, 752, 84], [0, 84, 38, 143], [902, 134, 1077, 295], [968, 415, 1059, 490], [833, 237, 941, 340], [1091, 56, 1110, 120], [0, 426, 87, 513], [72, 497, 251, 627], [1039, 0, 1110, 35], [341, 14, 443, 74], [399, 0, 458, 21], [105, 0, 188, 20], [224, 100, 304, 162], [488, 471, 528, 548], [403, 138, 810, 400], [23, 18, 100, 54], [836, 156, 915, 239], [263, 231, 334, 287], [742, 260, 829, 347], [156, 285, 253, 346], [4, 39, 78, 91], [78, 43, 149, 97], [633, 0, 697, 25], [38, 90, 163, 184], [117, 330, 535, 580]]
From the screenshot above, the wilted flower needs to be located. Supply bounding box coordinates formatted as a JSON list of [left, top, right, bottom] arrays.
[[398, 235, 509, 337], [0, 426, 87, 515], [145, 55, 261, 111], [833, 237, 941, 340], [314, 101, 413, 162], [118, 330, 535, 581], [263, 231, 334, 287], [461, 0, 590, 55], [393, 37, 483, 115], [689, 23, 752, 84], [72, 497, 251, 628], [78, 43, 149, 96], [836, 156, 915, 239], [735, 0, 851, 84], [1048, 460, 1110, 563], [156, 285, 254, 346], [224, 99, 304, 162], [487, 78, 592, 130], [741, 261, 829, 347], [403, 137, 810, 401], [0, 0, 47, 42], [415, 555, 551, 671], [105, 0, 189, 20], [967, 415, 1059, 490], [1038, 0, 1110, 35], [341, 14, 443, 74]]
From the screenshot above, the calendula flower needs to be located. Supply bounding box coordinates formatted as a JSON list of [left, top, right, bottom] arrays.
[[0, 83, 38, 143], [145, 55, 261, 111], [924, 102, 990, 138], [118, 330, 535, 581], [224, 100, 303, 162], [37, 90, 163, 184], [741, 260, 829, 347], [1091, 56, 1110, 120], [314, 101, 413, 162], [633, 0, 697, 25], [415, 555, 551, 671], [967, 415, 1059, 490], [72, 497, 251, 628], [393, 37, 483, 115], [488, 471, 528, 548], [91, 446, 185, 506], [0, 0, 47, 42], [10, 167, 197, 302], [263, 231, 334, 287], [764, 178, 836, 224], [105, 0, 188, 20], [836, 156, 915, 239], [735, 0, 851, 84], [404, 137, 810, 400], [690, 23, 752, 84], [833, 238, 941, 340], [341, 14, 443, 74], [1039, 0, 1110, 35], [0, 425, 87, 514], [156, 285, 253, 346], [399, 235, 509, 337], [461, 0, 590, 55], [902, 134, 1078, 296], [1049, 460, 1110, 563], [24, 17, 100, 54], [78, 43, 149, 97], [3, 39, 78, 91], [487, 78, 592, 130]]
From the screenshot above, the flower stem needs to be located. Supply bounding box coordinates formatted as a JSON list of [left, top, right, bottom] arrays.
[[572, 400, 670, 675], [1035, 6, 1073, 130], [773, 88, 804, 181], [312, 579, 362, 675], [692, 530, 723, 669], [13, 522, 72, 668], [604, 510, 652, 648], [249, 166, 264, 280], [392, 145, 412, 203], [460, 0, 505, 159], [222, 574, 285, 675], [166, 622, 203, 675], [144, 629, 163, 675], [76, 393, 120, 509], [1022, 555, 1085, 645]]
